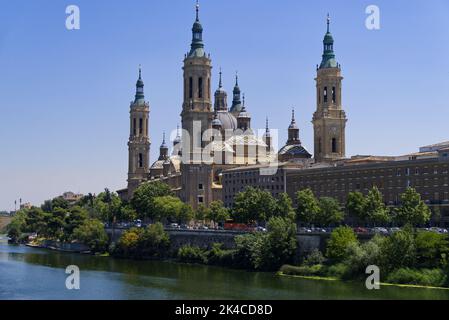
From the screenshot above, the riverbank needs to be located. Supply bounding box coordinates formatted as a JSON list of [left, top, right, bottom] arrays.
[[278, 269, 449, 291]]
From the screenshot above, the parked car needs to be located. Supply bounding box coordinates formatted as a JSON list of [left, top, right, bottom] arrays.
[[255, 226, 267, 232], [389, 227, 400, 234], [353, 227, 368, 234], [170, 223, 180, 229], [373, 227, 388, 235]]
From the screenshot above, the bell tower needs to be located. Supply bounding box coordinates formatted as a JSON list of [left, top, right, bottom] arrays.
[[313, 15, 347, 163], [127, 67, 150, 198], [180, 1, 214, 209]]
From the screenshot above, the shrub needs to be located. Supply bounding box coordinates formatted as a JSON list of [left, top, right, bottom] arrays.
[[207, 243, 236, 266], [72, 219, 109, 253], [325, 263, 348, 278], [386, 268, 447, 287], [381, 227, 416, 272], [113, 223, 170, 259], [178, 245, 208, 264], [303, 249, 326, 266], [326, 226, 358, 262], [342, 235, 386, 278], [280, 264, 324, 277], [415, 232, 449, 268]]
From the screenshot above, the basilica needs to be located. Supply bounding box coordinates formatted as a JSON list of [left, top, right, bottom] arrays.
[[117, 4, 347, 209]]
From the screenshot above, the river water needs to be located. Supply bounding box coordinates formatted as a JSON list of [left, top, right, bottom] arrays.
[[1, 238, 449, 300]]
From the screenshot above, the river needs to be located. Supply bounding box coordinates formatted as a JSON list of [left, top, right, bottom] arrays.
[[1, 238, 449, 300]]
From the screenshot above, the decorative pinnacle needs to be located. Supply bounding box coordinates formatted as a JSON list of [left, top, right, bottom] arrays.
[[162, 131, 166, 144], [327, 13, 330, 33], [219, 68, 223, 88], [196, 0, 200, 21], [292, 108, 296, 123], [266, 117, 270, 133], [235, 71, 239, 86], [138, 64, 142, 79]]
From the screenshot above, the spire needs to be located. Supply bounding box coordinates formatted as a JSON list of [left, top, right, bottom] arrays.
[[189, 0, 205, 57], [265, 117, 271, 136], [219, 67, 223, 88], [289, 108, 299, 129], [161, 132, 167, 148], [320, 14, 338, 69], [134, 65, 145, 103], [173, 125, 181, 146], [214, 68, 227, 111], [230, 71, 243, 114], [196, 0, 200, 21]]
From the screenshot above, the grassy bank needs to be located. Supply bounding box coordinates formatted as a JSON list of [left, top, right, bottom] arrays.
[[278, 267, 449, 290]]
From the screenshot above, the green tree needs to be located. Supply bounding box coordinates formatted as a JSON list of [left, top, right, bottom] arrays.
[[25, 207, 48, 235], [94, 189, 122, 223], [44, 207, 66, 239], [274, 193, 296, 221], [381, 227, 416, 271], [138, 222, 170, 258], [295, 189, 320, 226], [64, 206, 88, 238], [415, 231, 449, 268], [51, 197, 69, 210], [72, 219, 109, 253], [152, 196, 184, 222], [326, 226, 358, 262], [365, 187, 390, 226], [346, 192, 367, 224], [261, 216, 297, 270], [195, 204, 210, 224], [207, 201, 230, 226], [178, 204, 194, 224], [395, 188, 431, 227], [131, 181, 173, 220], [119, 205, 138, 222], [114, 228, 143, 258], [233, 187, 277, 224], [317, 197, 345, 227]]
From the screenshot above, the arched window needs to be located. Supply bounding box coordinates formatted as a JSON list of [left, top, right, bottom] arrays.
[[133, 118, 136, 136], [318, 138, 322, 153], [332, 87, 336, 104], [139, 118, 143, 135], [332, 138, 337, 153], [189, 77, 193, 99], [138, 153, 143, 168], [324, 87, 328, 103], [198, 77, 203, 98]]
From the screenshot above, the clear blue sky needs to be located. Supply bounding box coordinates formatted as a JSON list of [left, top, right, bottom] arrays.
[[1, 0, 448, 211]]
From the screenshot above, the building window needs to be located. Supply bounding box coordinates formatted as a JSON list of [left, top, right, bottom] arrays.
[[406, 168, 410, 176], [198, 77, 203, 98], [139, 118, 143, 135], [133, 118, 136, 136], [189, 77, 193, 99], [332, 138, 337, 153], [324, 87, 328, 103], [138, 153, 143, 168], [198, 183, 204, 190], [332, 86, 336, 103], [198, 196, 204, 204], [318, 138, 322, 153]]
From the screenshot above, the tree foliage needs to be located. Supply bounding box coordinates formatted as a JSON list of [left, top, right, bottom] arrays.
[[295, 189, 320, 226], [395, 188, 431, 227], [233, 187, 277, 224], [131, 182, 173, 220], [326, 226, 358, 262]]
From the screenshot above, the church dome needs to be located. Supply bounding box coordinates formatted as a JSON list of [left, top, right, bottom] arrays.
[[216, 111, 237, 130]]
